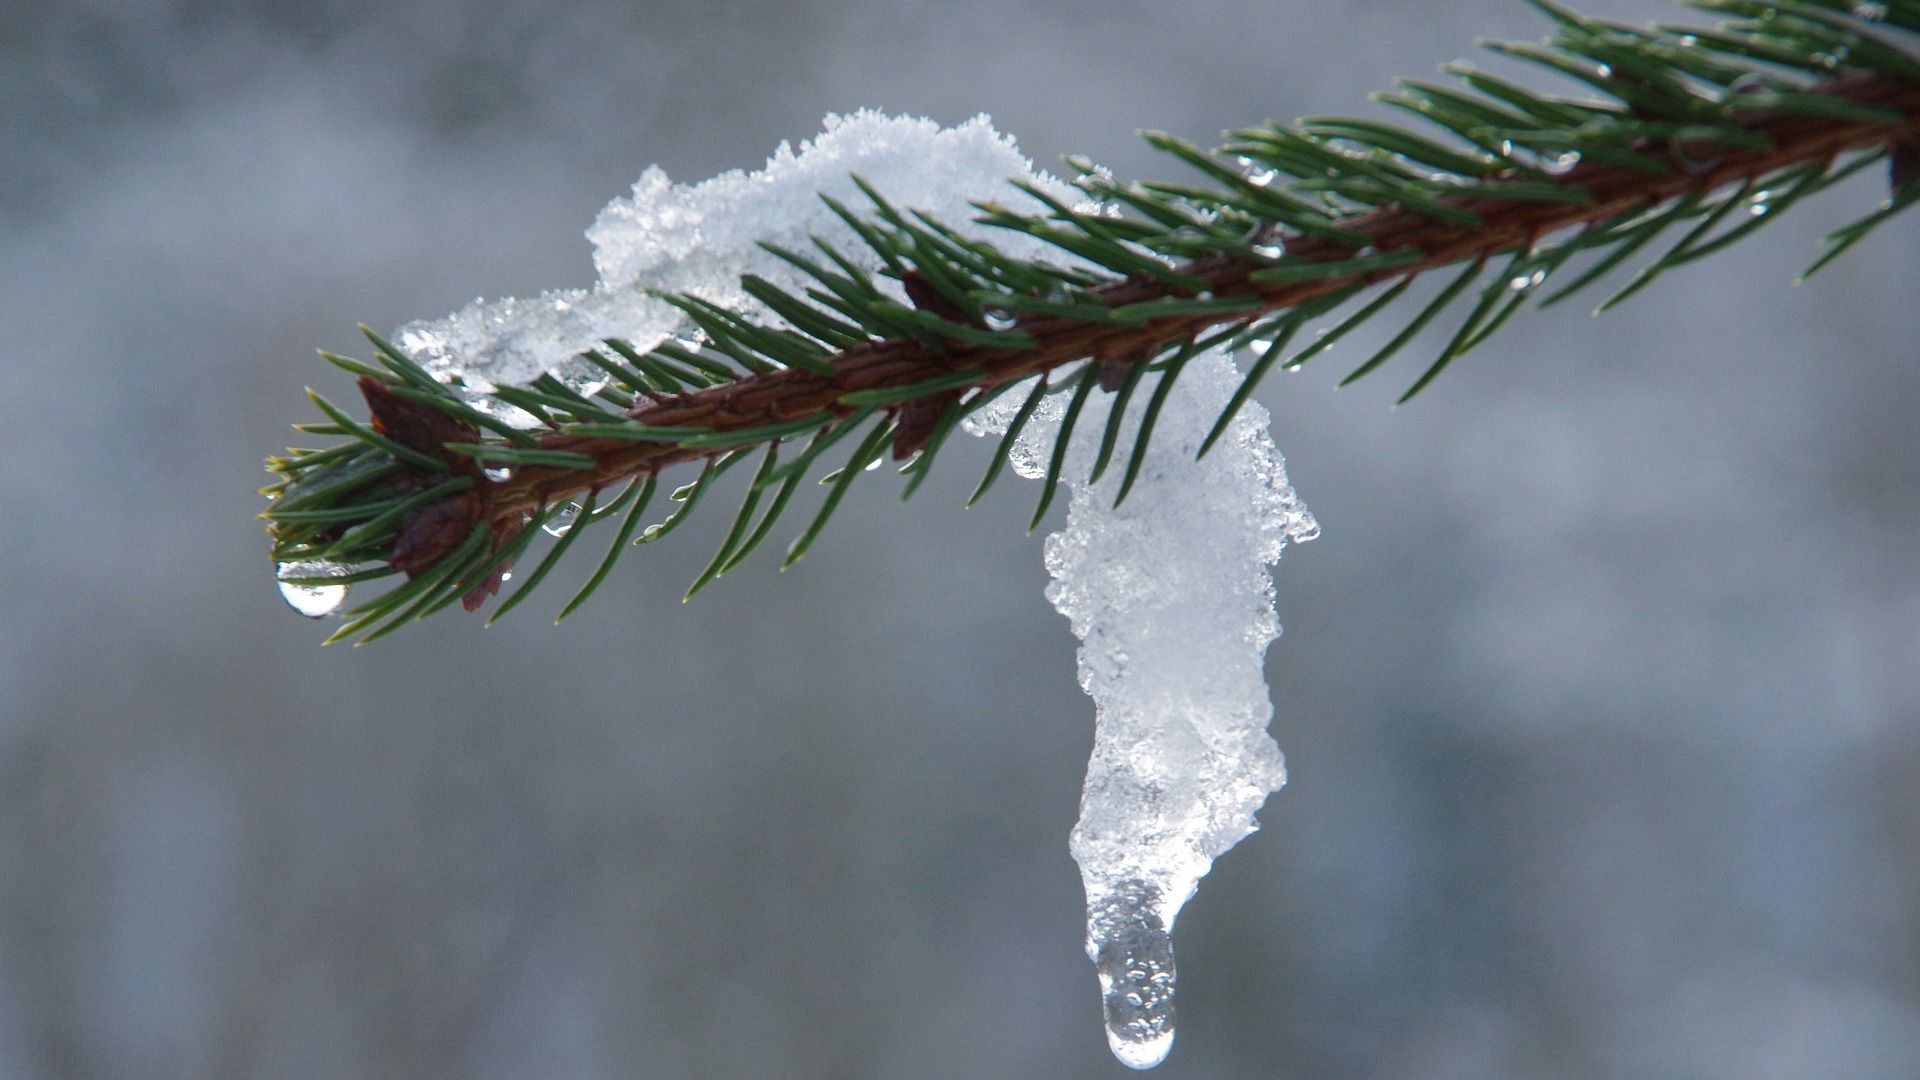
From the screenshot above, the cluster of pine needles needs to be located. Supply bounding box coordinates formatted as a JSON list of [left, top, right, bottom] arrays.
[[262, 0, 1920, 643]]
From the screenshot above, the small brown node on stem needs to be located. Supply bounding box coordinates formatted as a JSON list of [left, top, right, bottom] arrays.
[[901, 269, 975, 327], [391, 490, 484, 577], [358, 376, 481, 469], [892, 390, 959, 460], [461, 518, 521, 611], [1097, 349, 1149, 392]]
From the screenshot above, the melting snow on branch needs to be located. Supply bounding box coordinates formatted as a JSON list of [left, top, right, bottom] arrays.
[[392, 111, 1316, 1069], [391, 112, 1060, 401]]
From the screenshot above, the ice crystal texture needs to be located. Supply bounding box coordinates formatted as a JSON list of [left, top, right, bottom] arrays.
[[971, 350, 1315, 1067], [391, 111, 1064, 396], [390, 111, 1315, 1069]]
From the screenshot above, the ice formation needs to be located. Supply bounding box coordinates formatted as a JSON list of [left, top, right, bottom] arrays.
[[390, 111, 1315, 1069], [968, 353, 1316, 1067]]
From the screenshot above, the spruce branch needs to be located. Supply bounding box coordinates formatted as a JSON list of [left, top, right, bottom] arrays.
[[263, 0, 1920, 641]]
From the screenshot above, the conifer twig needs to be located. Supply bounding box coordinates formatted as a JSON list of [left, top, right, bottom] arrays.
[[482, 75, 1920, 514], [262, 1, 1920, 639]]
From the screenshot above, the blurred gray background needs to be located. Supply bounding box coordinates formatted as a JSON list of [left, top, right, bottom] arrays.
[[4, 1, 1918, 1077]]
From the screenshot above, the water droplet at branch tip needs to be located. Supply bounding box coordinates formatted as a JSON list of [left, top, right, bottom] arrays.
[[276, 560, 351, 618]]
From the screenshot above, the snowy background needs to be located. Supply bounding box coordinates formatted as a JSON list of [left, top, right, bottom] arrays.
[[4, 0, 1919, 1077]]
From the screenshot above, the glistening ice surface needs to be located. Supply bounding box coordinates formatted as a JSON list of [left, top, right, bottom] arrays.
[[970, 350, 1316, 1067], [386, 111, 1314, 1069]]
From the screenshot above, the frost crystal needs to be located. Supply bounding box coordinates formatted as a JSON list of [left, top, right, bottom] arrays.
[[391, 111, 1315, 1070], [972, 351, 1315, 1068]]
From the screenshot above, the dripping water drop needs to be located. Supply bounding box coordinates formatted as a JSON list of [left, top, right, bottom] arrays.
[[544, 501, 584, 537], [983, 308, 1018, 332], [1747, 189, 1772, 217], [276, 560, 351, 618], [1508, 269, 1547, 293]]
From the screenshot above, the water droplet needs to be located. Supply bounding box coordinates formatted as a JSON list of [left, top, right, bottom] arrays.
[[863, 456, 884, 472], [1544, 150, 1581, 175], [1251, 243, 1284, 260], [1245, 167, 1277, 188], [1747, 189, 1772, 217], [1498, 141, 1555, 174], [1669, 136, 1724, 176], [983, 309, 1018, 332], [543, 501, 583, 537], [484, 466, 514, 483], [1594, 63, 1613, 79], [1086, 881, 1177, 1070], [1853, 1, 1888, 21], [276, 560, 351, 618], [1508, 269, 1547, 293]]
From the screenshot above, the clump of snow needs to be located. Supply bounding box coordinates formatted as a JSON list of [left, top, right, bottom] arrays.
[[970, 351, 1315, 1068], [391, 111, 1316, 1071], [392, 111, 1068, 395]]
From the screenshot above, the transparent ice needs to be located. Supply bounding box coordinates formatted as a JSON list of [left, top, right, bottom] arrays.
[[969, 348, 1315, 1068], [391, 111, 1315, 1069]]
